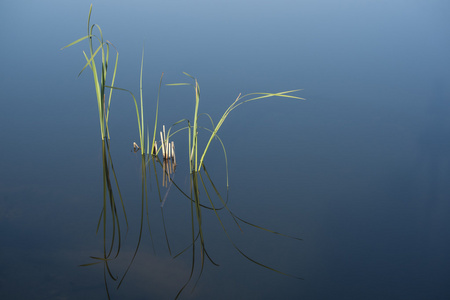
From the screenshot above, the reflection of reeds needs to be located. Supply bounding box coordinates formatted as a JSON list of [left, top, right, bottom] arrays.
[[171, 165, 303, 299], [79, 139, 127, 299], [158, 126, 177, 187]]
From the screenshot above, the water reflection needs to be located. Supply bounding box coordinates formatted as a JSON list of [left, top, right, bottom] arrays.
[[85, 139, 301, 299]]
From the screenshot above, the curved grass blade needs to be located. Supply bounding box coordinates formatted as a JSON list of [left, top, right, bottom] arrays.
[[198, 169, 303, 280], [105, 86, 144, 151], [201, 164, 301, 241], [198, 127, 229, 189], [198, 113, 215, 129]]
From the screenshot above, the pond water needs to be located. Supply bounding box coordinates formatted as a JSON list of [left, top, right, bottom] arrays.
[[1, 0, 450, 299]]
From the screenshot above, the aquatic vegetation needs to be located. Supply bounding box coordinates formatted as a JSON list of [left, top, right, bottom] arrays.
[[61, 4, 118, 141], [63, 4, 305, 299], [165, 75, 304, 297], [168, 73, 304, 181]]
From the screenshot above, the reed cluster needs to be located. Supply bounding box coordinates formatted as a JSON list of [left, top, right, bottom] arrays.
[[63, 4, 304, 299]]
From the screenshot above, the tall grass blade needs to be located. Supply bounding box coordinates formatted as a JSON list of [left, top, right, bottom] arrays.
[[151, 73, 164, 154], [60, 35, 91, 50], [139, 46, 145, 154]]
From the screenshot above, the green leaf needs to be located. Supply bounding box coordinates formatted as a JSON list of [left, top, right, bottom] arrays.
[[60, 35, 91, 50]]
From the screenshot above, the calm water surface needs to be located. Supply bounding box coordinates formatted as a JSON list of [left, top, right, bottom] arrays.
[[1, 0, 450, 299]]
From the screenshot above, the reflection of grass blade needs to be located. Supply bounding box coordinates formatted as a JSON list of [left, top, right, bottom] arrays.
[[198, 167, 303, 280], [200, 164, 237, 227], [232, 213, 303, 241], [201, 164, 301, 241], [84, 139, 127, 288], [105, 140, 128, 232], [149, 156, 172, 255], [142, 156, 156, 254], [174, 174, 197, 300], [80, 261, 103, 267], [153, 162, 226, 211], [102, 140, 123, 259], [118, 154, 161, 288], [179, 171, 220, 295], [117, 159, 146, 289], [173, 231, 200, 259], [233, 242, 303, 279], [104, 265, 112, 300], [192, 172, 205, 265]]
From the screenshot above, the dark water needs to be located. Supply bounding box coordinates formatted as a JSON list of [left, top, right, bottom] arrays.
[[1, 0, 450, 299]]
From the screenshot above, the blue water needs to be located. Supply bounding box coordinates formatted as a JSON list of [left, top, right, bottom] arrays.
[[1, 0, 450, 299]]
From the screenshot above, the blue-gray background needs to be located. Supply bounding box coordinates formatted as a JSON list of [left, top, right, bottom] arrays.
[[1, 0, 450, 299]]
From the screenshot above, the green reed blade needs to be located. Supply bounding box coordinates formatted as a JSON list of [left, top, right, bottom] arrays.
[[166, 123, 189, 140], [182, 72, 195, 79], [192, 81, 200, 171], [198, 113, 215, 129], [146, 126, 150, 156], [197, 90, 304, 169], [87, 3, 92, 32], [166, 83, 191, 86], [139, 46, 145, 154], [60, 35, 92, 50], [79, 45, 102, 76], [198, 127, 229, 188], [151, 73, 164, 155], [106, 46, 119, 127], [105, 86, 143, 149]]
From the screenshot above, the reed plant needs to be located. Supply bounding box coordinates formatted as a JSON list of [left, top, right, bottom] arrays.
[[165, 74, 304, 298], [62, 6, 128, 291], [168, 73, 304, 184], [61, 4, 118, 140]]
